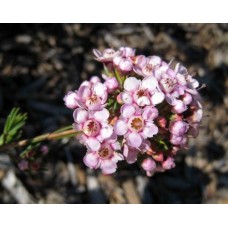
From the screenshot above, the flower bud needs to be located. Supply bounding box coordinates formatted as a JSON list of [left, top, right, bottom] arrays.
[[119, 59, 133, 72], [162, 157, 175, 170], [169, 120, 189, 136], [104, 77, 119, 92], [64, 92, 78, 109]]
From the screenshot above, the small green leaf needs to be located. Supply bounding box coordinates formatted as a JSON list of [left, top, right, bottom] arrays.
[[0, 108, 27, 145]]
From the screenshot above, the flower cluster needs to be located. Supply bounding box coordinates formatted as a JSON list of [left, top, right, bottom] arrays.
[[64, 47, 203, 176]]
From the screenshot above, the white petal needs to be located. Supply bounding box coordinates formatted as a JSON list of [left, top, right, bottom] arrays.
[[94, 108, 109, 122], [124, 77, 140, 92], [142, 76, 158, 92], [114, 120, 128, 135], [86, 138, 101, 151], [73, 108, 88, 123], [151, 92, 165, 105]]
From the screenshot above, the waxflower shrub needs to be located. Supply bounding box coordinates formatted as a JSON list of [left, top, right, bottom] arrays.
[[64, 47, 203, 176]]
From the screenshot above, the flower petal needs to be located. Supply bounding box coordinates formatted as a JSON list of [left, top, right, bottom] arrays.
[[86, 138, 101, 151], [94, 108, 109, 122], [142, 76, 158, 92], [114, 120, 128, 135], [128, 132, 142, 148], [151, 91, 165, 105], [93, 82, 107, 97], [121, 104, 136, 118], [124, 77, 140, 92], [78, 85, 91, 100], [73, 108, 88, 123], [123, 144, 139, 164], [100, 160, 117, 174], [83, 152, 99, 169], [121, 92, 133, 104], [143, 123, 158, 138], [99, 124, 113, 140], [137, 96, 150, 106]]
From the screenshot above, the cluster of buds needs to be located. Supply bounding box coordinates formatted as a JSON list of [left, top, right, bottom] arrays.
[[64, 47, 203, 176]]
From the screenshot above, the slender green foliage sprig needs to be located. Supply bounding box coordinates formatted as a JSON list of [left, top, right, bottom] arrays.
[[0, 108, 27, 146]]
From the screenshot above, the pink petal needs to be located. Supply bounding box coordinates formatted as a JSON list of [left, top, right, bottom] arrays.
[[143, 123, 158, 138], [73, 108, 88, 123], [99, 124, 113, 140], [124, 77, 140, 92], [134, 55, 147, 68], [83, 152, 99, 169], [142, 106, 159, 120], [93, 82, 107, 97], [141, 76, 158, 92], [64, 92, 78, 109], [86, 138, 101, 151], [137, 96, 150, 106], [151, 92, 165, 105], [121, 92, 133, 104], [114, 120, 128, 135], [128, 132, 142, 148], [121, 104, 136, 118], [100, 160, 117, 174], [94, 108, 109, 122], [78, 85, 91, 100], [141, 158, 156, 172], [90, 76, 101, 84], [148, 56, 162, 66], [123, 144, 139, 164], [93, 49, 102, 58], [111, 141, 121, 151]]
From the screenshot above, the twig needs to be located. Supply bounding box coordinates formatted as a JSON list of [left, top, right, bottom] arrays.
[[0, 129, 80, 152]]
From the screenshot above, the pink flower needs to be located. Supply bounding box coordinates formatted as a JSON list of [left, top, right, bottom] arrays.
[[72, 81, 108, 111], [93, 48, 118, 63], [134, 56, 162, 77], [119, 76, 164, 107], [83, 135, 124, 174], [114, 104, 158, 148], [141, 158, 156, 176], [73, 108, 113, 151]]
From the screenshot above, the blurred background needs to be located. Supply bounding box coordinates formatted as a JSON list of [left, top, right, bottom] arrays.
[[0, 24, 227, 204]]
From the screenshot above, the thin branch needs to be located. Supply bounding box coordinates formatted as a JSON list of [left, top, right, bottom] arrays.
[[0, 129, 80, 152]]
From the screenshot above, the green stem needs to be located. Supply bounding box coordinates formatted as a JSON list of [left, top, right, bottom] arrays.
[[0, 128, 81, 152]]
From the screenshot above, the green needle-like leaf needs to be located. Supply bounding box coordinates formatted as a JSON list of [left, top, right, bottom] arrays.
[[0, 108, 27, 146]]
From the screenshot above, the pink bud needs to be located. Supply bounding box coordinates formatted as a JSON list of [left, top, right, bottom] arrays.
[[182, 93, 192, 105], [169, 120, 189, 136], [119, 59, 133, 72], [141, 158, 156, 176], [162, 157, 175, 170], [41, 145, 49, 155], [64, 91, 78, 109], [90, 76, 101, 84], [156, 117, 167, 128], [172, 100, 187, 113], [18, 160, 29, 171], [104, 77, 119, 92], [170, 134, 186, 145], [119, 47, 135, 58], [152, 152, 164, 162]]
